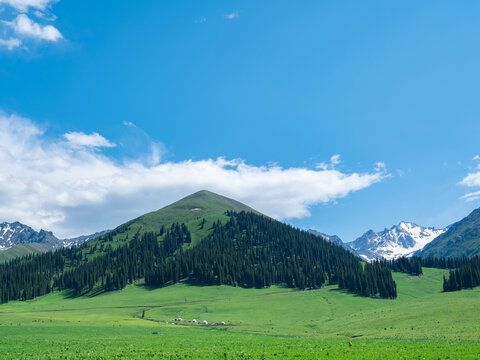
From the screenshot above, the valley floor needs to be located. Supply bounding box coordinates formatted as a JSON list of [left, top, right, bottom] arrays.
[[0, 268, 478, 359]]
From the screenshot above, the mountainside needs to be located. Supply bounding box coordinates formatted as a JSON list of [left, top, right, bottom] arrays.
[[349, 222, 445, 261], [420, 208, 480, 258], [0, 190, 398, 304], [92, 190, 259, 247]]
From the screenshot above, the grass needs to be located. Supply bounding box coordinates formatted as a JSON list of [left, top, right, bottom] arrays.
[[0, 267, 478, 359], [84, 190, 259, 253], [0, 242, 49, 263]]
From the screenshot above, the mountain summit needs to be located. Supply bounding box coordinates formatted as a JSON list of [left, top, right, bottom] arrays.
[[348, 221, 445, 261], [98, 190, 259, 245]]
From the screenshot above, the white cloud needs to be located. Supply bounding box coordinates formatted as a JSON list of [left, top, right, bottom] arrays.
[[459, 157, 480, 201], [63, 132, 116, 148], [0, 0, 53, 11], [33, 10, 56, 21], [0, 113, 387, 238], [225, 11, 239, 20], [7, 14, 62, 41], [0, 37, 21, 49]]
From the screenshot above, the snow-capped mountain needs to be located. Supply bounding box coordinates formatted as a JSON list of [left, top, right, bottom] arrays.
[[348, 221, 445, 261], [63, 230, 110, 248], [0, 221, 108, 252], [0, 222, 61, 250]]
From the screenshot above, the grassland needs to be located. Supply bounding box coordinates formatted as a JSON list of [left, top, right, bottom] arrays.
[[0, 243, 49, 263], [0, 267, 478, 359]]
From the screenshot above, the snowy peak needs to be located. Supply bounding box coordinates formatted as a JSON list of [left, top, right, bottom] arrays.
[[0, 222, 57, 250], [348, 221, 445, 261], [0, 221, 108, 252]]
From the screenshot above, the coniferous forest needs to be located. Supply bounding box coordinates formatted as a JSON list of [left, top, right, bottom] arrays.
[[1, 210, 479, 305], [0, 211, 400, 303]]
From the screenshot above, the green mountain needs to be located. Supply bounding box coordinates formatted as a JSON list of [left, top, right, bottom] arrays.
[[95, 190, 259, 246], [420, 208, 480, 258], [0, 190, 398, 303]]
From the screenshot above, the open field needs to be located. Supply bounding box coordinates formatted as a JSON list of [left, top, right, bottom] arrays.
[[0, 268, 478, 359]]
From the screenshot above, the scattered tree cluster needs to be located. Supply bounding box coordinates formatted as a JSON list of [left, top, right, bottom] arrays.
[[443, 255, 480, 292], [338, 261, 397, 298]]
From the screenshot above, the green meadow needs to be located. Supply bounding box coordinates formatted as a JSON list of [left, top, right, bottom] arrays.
[[0, 267, 478, 359]]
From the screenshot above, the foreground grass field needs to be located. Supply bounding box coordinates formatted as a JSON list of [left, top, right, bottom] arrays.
[[0, 268, 478, 359]]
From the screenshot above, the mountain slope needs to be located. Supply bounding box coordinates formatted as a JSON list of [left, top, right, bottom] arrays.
[[0, 190, 398, 303], [349, 222, 445, 261], [95, 190, 259, 246], [420, 208, 480, 258]]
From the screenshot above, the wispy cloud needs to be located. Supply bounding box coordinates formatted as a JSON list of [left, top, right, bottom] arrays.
[[63, 132, 116, 148], [0, 37, 21, 49], [459, 156, 480, 201], [0, 112, 387, 238], [225, 11, 239, 20], [122, 121, 136, 127], [375, 162, 386, 172]]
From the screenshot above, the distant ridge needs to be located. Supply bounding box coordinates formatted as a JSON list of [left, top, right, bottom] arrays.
[[307, 230, 355, 253], [0, 222, 108, 262]]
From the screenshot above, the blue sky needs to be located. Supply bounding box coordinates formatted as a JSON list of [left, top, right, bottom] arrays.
[[1, 0, 480, 241]]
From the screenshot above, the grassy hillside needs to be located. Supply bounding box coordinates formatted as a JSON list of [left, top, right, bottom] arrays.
[[89, 190, 259, 248], [0, 242, 51, 263], [421, 207, 480, 257], [0, 267, 478, 359]]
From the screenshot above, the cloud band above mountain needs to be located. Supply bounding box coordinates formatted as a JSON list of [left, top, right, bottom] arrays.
[[0, 112, 387, 238]]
